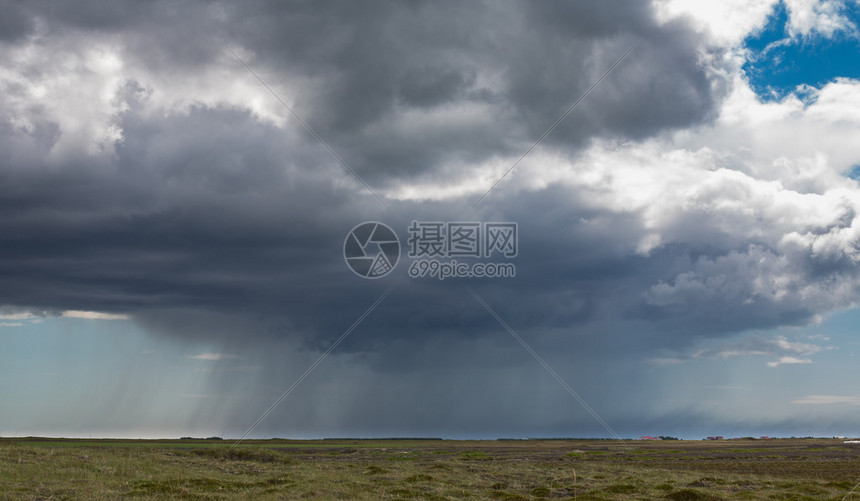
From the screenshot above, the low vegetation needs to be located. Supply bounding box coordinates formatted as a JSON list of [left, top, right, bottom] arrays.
[[0, 437, 858, 499]]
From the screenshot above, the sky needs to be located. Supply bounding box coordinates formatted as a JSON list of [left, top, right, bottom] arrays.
[[1, 0, 859, 440]]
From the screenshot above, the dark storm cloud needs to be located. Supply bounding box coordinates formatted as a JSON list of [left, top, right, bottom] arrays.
[[5, 1, 858, 436], [0, 0, 33, 43], [0, 104, 362, 313], [4, 0, 860, 441], [213, 0, 719, 184], [17, 0, 721, 183], [0, 0, 726, 332]]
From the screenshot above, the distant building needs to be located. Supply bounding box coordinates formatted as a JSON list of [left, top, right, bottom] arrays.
[[639, 436, 659, 440], [705, 436, 724, 440]]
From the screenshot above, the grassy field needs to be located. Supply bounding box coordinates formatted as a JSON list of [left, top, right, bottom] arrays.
[[1, 437, 858, 499]]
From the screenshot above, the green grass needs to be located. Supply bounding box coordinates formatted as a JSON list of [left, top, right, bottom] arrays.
[[0, 438, 857, 499]]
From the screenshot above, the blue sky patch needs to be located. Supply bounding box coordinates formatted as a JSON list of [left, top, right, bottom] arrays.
[[743, 1, 860, 101]]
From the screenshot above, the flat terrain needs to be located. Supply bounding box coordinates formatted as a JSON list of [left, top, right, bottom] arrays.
[[1, 437, 858, 499]]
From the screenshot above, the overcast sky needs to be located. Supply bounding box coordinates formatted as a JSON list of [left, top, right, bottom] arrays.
[[1, 0, 860, 440]]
